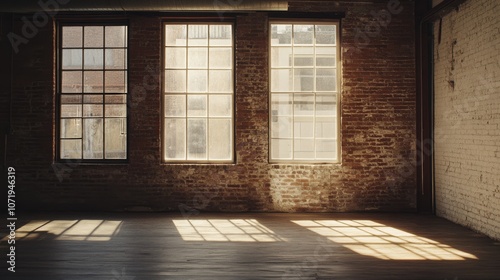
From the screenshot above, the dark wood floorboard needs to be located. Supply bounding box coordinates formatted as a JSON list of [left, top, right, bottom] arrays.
[[1, 213, 499, 279]]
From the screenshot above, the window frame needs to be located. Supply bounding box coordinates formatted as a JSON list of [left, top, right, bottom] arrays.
[[56, 20, 129, 164], [269, 20, 341, 164], [162, 21, 236, 164]]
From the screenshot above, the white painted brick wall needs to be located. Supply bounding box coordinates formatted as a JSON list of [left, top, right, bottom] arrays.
[[434, 0, 500, 240]]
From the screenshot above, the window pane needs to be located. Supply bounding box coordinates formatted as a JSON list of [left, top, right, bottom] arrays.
[[165, 25, 187, 47], [105, 118, 126, 159], [62, 26, 82, 48], [165, 70, 186, 92], [271, 24, 292, 45], [187, 119, 207, 160], [209, 70, 232, 93], [294, 69, 314, 92], [316, 117, 336, 138], [316, 68, 336, 91], [105, 71, 126, 93], [165, 95, 186, 117], [61, 139, 82, 159], [62, 49, 82, 69], [316, 55, 336, 67], [187, 95, 207, 117], [271, 116, 292, 138], [294, 56, 313, 67], [187, 70, 207, 92], [294, 25, 314, 45], [271, 139, 292, 159], [294, 47, 313, 55], [294, 117, 314, 138], [61, 105, 82, 117], [105, 26, 127, 48], [315, 25, 336, 45], [209, 48, 232, 69], [105, 94, 126, 104], [83, 118, 103, 159], [84, 49, 104, 69], [188, 48, 208, 68], [188, 25, 208, 46], [294, 94, 314, 116], [271, 47, 292, 68], [165, 48, 186, 69], [84, 26, 104, 48], [105, 104, 126, 117], [84, 94, 103, 104], [271, 94, 292, 116], [83, 104, 103, 117], [105, 49, 126, 69], [165, 118, 186, 160], [209, 119, 231, 160], [62, 71, 82, 93], [271, 69, 292, 92], [61, 118, 82, 139], [209, 95, 231, 117], [209, 25, 232, 46], [316, 94, 336, 116], [84, 71, 103, 93], [61, 95, 82, 104], [316, 139, 336, 159], [294, 139, 314, 159]]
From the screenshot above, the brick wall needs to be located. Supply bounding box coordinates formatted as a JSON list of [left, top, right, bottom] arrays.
[[434, 0, 500, 240], [5, 1, 417, 212]]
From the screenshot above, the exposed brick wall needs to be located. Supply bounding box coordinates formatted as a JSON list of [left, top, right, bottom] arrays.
[[5, 0, 417, 212], [434, 0, 500, 240]]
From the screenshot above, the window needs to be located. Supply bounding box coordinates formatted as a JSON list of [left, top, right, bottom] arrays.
[[270, 23, 339, 162], [163, 24, 234, 162], [58, 24, 128, 160]]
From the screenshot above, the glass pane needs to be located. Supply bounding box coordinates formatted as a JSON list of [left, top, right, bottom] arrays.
[[165, 48, 186, 69], [62, 71, 82, 93], [105, 71, 126, 93], [188, 48, 208, 69], [188, 25, 208, 46], [84, 71, 103, 93], [105, 118, 127, 159], [165, 70, 186, 92], [271, 24, 292, 45], [271, 139, 292, 160], [295, 47, 314, 55], [271, 47, 292, 68], [62, 26, 82, 48], [271, 69, 292, 92], [105, 104, 126, 117], [315, 25, 336, 45], [105, 26, 127, 48], [187, 95, 207, 117], [105, 49, 126, 69], [209, 48, 232, 69], [187, 119, 207, 160], [316, 94, 336, 116], [61, 139, 82, 159], [60, 118, 82, 139], [294, 94, 314, 116], [294, 68, 314, 92], [84, 49, 104, 69], [294, 139, 315, 159], [84, 26, 103, 48], [165, 25, 187, 47], [187, 70, 207, 92], [165, 95, 186, 117], [83, 94, 103, 104], [294, 25, 314, 45], [316, 68, 336, 91], [209, 25, 232, 46], [209, 95, 231, 117], [209, 70, 232, 93], [62, 49, 82, 69], [83, 104, 103, 117], [316, 55, 336, 67], [316, 46, 335, 55], [165, 118, 186, 160], [294, 56, 313, 67], [105, 94, 126, 104], [294, 117, 314, 138], [271, 94, 292, 116], [61, 105, 82, 117], [209, 119, 231, 160], [61, 95, 82, 104], [271, 116, 292, 138], [316, 139, 336, 159], [83, 118, 103, 159], [316, 117, 336, 138]]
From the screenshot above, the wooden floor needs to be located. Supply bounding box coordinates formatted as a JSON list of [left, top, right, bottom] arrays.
[[1, 212, 500, 280]]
